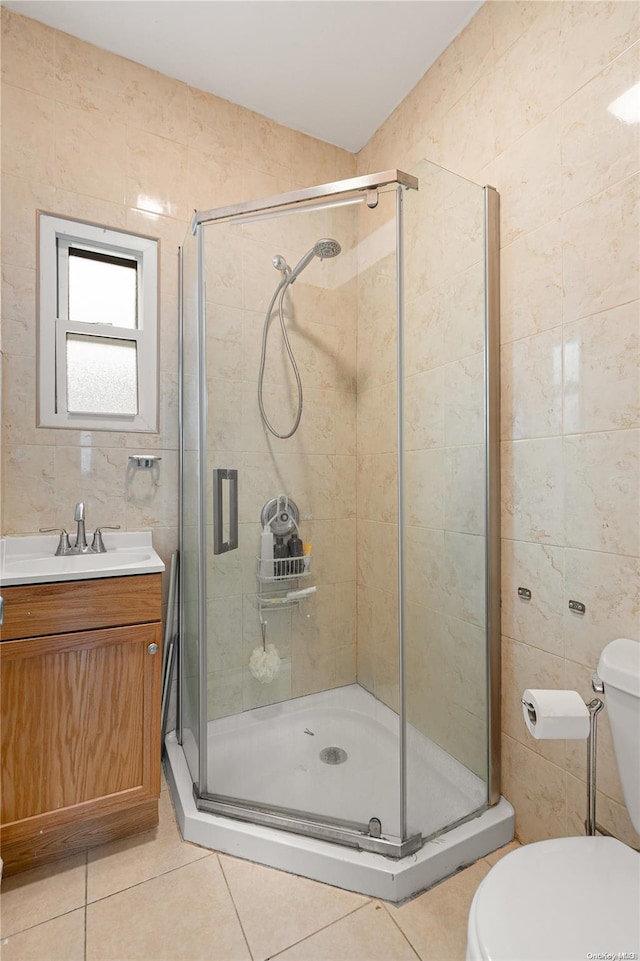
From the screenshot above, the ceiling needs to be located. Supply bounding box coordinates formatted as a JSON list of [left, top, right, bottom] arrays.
[[3, 1, 483, 152]]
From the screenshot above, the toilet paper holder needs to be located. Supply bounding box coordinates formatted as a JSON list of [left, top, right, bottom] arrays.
[[521, 689, 604, 837]]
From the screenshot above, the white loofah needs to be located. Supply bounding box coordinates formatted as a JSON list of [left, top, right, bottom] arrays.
[[249, 643, 281, 684]]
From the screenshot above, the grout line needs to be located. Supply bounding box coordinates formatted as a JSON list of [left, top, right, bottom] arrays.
[[216, 853, 255, 961], [378, 901, 423, 961], [267, 902, 374, 961], [84, 849, 214, 908], [1, 905, 85, 942]]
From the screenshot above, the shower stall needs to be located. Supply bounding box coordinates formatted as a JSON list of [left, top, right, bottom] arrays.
[[166, 164, 513, 900]]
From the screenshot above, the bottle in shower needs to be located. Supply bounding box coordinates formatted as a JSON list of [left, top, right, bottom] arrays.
[[288, 534, 304, 575], [273, 535, 288, 577]]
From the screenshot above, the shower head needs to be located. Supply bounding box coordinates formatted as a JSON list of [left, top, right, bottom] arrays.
[[288, 237, 341, 284]]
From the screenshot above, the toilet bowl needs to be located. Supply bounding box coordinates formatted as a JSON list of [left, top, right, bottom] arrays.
[[467, 638, 640, 961]]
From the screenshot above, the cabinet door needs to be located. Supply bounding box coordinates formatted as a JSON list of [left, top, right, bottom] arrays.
[[1, 623, 161, 827]]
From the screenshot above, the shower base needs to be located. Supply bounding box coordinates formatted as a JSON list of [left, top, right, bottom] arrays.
[[165, 684, 513, 901]]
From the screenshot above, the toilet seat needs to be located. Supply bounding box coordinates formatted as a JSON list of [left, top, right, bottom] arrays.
[[467, 836, 640, 961]]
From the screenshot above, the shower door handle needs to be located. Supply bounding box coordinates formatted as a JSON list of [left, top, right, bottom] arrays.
[[213, 468, 238, 554]]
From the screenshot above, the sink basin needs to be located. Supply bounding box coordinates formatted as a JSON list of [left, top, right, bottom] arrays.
[[1, 534, 165, 586]]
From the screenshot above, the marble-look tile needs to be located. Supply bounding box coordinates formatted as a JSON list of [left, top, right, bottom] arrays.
[[404, 368, 444, 451], [274, 902, 418, 961], [501, 327, 563, 440], [357, 520, 398, 595], [86, 856, 250, 961], [562, 174, 640, 324], [1, 84, 55, 186], [426, 2, 494, 119], [1, 7, 56, 97], [389, 860, 490, 961], [188, 87, 244, 167], [563, 430, 639, 556], [126, 127, 189, 221], [357, 452, 397, 523], [124, 450, 178, 531], [501, 539, 565, 656], [560, 0, 640, 101], [565, 772, 640, 851], [2, 444, 57, 533], [357, 383, 397, 455], [219, 854, 369, 961], [0, 853, 86, 938], [55, 29, 189, 143], [501, 635, 566, 768], [86, 790, 209, 903], [187, 148, 237, 217], [125, 206, 187, 304], [53, 445, 127, 522], [241, 109, 302, 179], [206, 667, 244, 721], [563, 548, 640, 672], [561, 42, 640, 213], [489, 110, 562, 247], [53, 188, 127, 230], [420, 71, 497, 181], [0, 909, 85, 961], [500, 219, 563, 344], [404, 527, 445, 614], [563, 302, 640, 434], [444, 353, 484, 447], [1, 176, 55, 270], [3, 355, 56, 446], [501, 438, 564, 545], [492, 2, 563, 155], [443, 445, 485, 536], [1, 264, 36, 356], [206, 593, 245, 671], [501, 734, 567, 844], [441, 531, 485, 628], [404, 448, 445, 531], [55, 102, 127, 205]]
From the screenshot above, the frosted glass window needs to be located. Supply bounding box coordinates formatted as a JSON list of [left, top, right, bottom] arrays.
[[39, 213, 158, 431], [66, 334, 138, 415], [68, 248, 138, 328]]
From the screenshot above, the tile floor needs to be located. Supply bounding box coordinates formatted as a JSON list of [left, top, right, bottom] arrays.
[[0, 778, 519, 961]]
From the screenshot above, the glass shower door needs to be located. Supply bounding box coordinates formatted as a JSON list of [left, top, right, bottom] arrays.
[[197, 184, 410, 849], [402, 159, 499, 838]]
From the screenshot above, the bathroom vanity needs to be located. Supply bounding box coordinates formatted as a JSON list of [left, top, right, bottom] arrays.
[[0, 534, 164, 876]]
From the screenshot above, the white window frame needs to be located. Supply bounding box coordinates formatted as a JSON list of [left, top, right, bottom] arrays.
[[37, 212, 159, 432]]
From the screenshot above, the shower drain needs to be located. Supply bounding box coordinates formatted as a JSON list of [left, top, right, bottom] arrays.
[[319, 746, 348, 765]]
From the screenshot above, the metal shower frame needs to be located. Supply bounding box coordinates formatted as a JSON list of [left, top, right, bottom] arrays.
[[178, 168, 501, 858]]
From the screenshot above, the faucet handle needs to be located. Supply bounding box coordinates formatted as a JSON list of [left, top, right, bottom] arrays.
[[91, 525, 121, 553], [39, 528, 72, 556]]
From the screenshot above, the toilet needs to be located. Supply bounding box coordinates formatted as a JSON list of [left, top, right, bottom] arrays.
[[467, 637, 640, 961]]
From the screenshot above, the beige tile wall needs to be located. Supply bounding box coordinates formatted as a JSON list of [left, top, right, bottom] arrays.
[[357, 0, 640, 844], [2, 1, 639, 847], [0, 7, 354, 618]]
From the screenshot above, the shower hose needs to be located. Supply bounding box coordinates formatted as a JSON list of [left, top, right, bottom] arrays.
[[258, 274, 303, 439]]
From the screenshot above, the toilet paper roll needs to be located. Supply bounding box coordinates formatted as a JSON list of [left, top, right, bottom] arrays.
[[522, 689, 590, 740]]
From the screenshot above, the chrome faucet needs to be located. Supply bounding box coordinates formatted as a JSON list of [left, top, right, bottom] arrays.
[[72, 502, 92, 554], [40, 504, 120, 555]]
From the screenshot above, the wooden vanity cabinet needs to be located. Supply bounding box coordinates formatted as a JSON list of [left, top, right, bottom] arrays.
[[0, 574, 162, 876]]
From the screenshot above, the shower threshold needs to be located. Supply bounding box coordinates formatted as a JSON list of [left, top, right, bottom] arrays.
[[164, 685, 513, 901]]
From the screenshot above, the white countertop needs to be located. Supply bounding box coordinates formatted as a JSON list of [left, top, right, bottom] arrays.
[[0, 532, 165, 586]]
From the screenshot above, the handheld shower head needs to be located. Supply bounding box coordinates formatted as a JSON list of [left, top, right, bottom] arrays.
[[288, 238, 341, 284]]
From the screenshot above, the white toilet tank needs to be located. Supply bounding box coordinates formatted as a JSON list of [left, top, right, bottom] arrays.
[[598, 637, 640, 834]]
